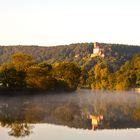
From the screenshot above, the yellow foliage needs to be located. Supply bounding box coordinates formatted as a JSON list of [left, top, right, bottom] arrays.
[[11, 53, 35, 71]]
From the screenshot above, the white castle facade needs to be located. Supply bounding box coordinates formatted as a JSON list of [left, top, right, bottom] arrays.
[[91, 42, 105, 58]]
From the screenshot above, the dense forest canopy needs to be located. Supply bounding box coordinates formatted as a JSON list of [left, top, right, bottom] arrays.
[[0, 42, 140, 91], [0, 51, 139, 92], [0, 43, 140, 72]]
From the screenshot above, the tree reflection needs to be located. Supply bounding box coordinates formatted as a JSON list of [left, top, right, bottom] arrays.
[[0, 102, 33, 138], [8, 123, 33, 138], [0, 92, 140, 138]]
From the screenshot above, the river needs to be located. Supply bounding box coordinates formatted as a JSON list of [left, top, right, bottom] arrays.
[[0, 90, 140, 139], [0, 124, 140, 140]]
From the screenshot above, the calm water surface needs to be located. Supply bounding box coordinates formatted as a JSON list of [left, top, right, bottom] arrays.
[[0, 90, 140, 139], [0, 124, 140, 140]]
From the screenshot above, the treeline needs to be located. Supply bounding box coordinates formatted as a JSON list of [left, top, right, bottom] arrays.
[[0, 43, 140, 71], [0, 52, 140, 92], [85, 54, 140, 90], [0, 53, 81, 92], [0, 43, 93, 64]]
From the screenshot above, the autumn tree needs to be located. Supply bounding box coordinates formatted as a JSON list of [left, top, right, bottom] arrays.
[[0, 53, 35, 89], [0, 63, 26, 89], [26, 64, 56, 90], [115, 54, 140, 90], [53, 62, 81, 91], [8, 123, 32, 138], [11, 53, 35, 72], [88, 64, 113, 90], [79, 66, 88, 88]]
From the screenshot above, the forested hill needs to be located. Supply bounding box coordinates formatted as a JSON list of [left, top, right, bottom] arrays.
[[0, 43, 140, 71], [0, 43, 93, 64]]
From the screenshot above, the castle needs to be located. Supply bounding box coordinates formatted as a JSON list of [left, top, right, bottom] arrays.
[[91, 42, 105, 58]]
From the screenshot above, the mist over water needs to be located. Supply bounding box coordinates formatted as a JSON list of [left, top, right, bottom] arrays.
[[0, 90, 140, 117], [0, 90, 140, 138]]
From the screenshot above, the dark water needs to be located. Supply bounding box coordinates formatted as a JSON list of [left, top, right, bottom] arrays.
[[0, 90, 140, 139]]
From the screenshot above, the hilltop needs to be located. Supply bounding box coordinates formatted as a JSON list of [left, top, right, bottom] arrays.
[[0, 42, 140, 72], [0, 43, 140, 91]]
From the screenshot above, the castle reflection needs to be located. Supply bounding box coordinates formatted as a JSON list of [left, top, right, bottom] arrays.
[[0, 91, 140, 137]]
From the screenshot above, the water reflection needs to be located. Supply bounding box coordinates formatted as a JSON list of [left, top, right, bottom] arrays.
[[0, 90, 140, 138], [8, 123, 33, 137]]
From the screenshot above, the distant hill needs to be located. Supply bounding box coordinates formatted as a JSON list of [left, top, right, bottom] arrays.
[[0, 43, 140, 71]]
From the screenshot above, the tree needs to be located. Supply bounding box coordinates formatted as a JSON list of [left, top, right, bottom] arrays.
[[131, 54, 140, 87], [79, 66, 88, 88], [115, 55, 140, 90], [0, 63, 26, 89], [88, 64, 112, 90], [26, 65, 56, 90], [11, 53, 35, 72], [53, 62, 81, 91], [8, 123, 32, 138]]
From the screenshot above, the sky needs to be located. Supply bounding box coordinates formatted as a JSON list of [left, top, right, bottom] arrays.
[[0, 0, 140, 46]]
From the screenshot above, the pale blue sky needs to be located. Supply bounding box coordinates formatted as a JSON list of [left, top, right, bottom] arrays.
[[0, 0, 140, 46]]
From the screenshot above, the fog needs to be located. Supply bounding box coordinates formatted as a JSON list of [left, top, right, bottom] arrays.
[[0, 89, 140, 131], [0, 89, 140, 116]]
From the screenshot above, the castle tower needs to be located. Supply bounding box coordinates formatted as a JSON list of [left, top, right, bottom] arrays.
[[91, 42, 105, 58], [94, 42, 97, 48]]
